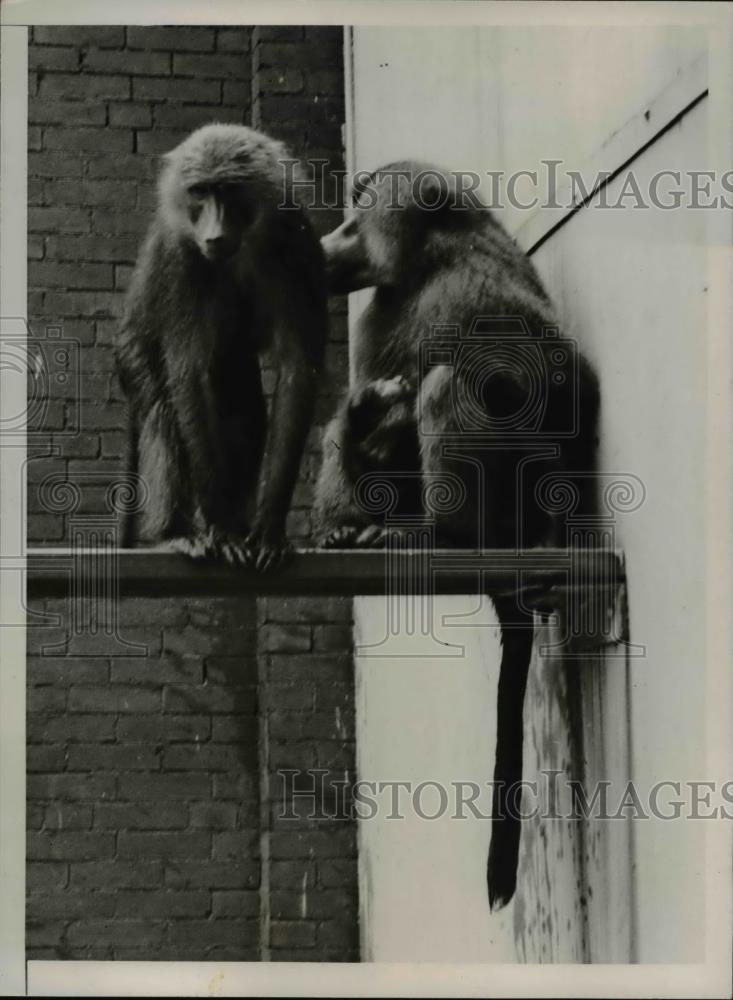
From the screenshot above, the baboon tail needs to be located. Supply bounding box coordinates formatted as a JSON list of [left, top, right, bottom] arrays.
[[487, 595, 534, 911]]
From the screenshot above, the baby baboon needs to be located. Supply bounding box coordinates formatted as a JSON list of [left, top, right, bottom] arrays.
[[116, 123, 327, 570], [318, 374, 422, 548], [314, 161, 599, 909]]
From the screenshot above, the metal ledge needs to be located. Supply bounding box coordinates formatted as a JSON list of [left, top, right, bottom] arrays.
[[24, 547, 624, 599]]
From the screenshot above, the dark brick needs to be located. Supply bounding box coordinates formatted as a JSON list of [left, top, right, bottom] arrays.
[[66, 919, 164, 948], [255, 42, 336, 72], [258, 67, 304, 94], [27, 862, 69, 891], [27, 745, 67, 771], [25, 921, 66, 948], [269, 709, 350, 741], [27, 773, 115, 801], [189, 802, 237, 830], [108, 102, 154, 128], [305, 69, 345, 97], [255, 27, 305, 44], [204, 654, 257, 684], [53, 432, 100, 457], [209, 716, 257, 742], [269, 741, 318, 773], [164, 860, 259, 890], [46, 180, 138, 211], [211, 890, 259, 917], [100, 431, 127, 458], [33, 26, 125, 48], [317, 919, 359, 950], [167, 918, 257, 949], [27, 687, 66, 712], [313, 624, 352, 653], [162, 684, 255, 714], [186, 595, 257, 626], [110, 655, 203, 685], [69, 860, 163, 889], [270, 920, 316, 949], [216, 28, 252, 52], [116, 714, 210, 743], [164, 626, 256, 657], [262, 597, 352, 624], [66, 743, 159, 771], [29, 100, 106, 126], [92, 211, 150, 236], [68, 686, 160, 713], [38, 74, 130, 101], [117, 772, 210, 800], [127, 26, 216, 52], [212, 831, 259, 862], [83, 49, 171, 75], [260, 623, 311, 653], [27, 803, 44, 829], [45, 235, 139, 263], [43, 804, 93, 829], [115, 890, 210, 918], [162, 745, 247, 771], [260, 683, 315, 712], [29, 46, 80, 71], [94, 802, 188, 830], [270, 828, 356, 860], [27, 890, 115, 920], [117, 832, 210, 860], [44, 290, 118, 317], [317, 858, 358, 888], [25, 516, 65, 542], [267, 653, 352, 685], [303, 27, 343, 47], [29, 207, 90, 233], [28, 713, 115, 743], [132, 76, 220, 103], [212, 772, 258, 800], [153, 104, 235, 130], [173, 52, 248, 79], [271, 888, 355, 920], [270, 859, 318, 891], [44, 127, 132, 154], [28, 832, 115, 860], [222, 81, 251, 106]]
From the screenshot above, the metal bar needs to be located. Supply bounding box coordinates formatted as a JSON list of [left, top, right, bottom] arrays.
[[24, 547, 624, 599]]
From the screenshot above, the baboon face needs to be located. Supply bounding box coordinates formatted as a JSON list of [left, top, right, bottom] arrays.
[[319, 211, 379, 293], [321, 162, 458, 293], [186, 182, 256, 262]]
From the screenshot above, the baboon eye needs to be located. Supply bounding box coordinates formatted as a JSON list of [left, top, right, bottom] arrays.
[[341, 216, 358, 237]]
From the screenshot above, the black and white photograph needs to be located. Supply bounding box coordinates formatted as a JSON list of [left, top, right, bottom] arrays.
[[0, 1, 731, 996]]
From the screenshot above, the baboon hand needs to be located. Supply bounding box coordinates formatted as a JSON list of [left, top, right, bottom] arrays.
[[243, 523, 292, 572], [320, 525, 360, 549]]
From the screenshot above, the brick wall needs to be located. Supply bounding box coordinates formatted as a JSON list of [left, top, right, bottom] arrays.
[[26, 25, 358, 962], [251, 26, 358, 962]]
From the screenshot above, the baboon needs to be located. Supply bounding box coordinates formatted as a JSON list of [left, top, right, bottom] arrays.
[[116, 123, 327, 570], [314, 161, 599, 909], [318, 374, 422, 548]]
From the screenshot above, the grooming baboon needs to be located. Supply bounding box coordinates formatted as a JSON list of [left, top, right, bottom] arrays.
[[314, 161, 600, 909], [116, 123, 327, 570]]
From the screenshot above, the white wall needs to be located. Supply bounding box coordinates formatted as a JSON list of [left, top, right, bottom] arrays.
[[349, 22, 717, 963], [531, 101, 709, 961]]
